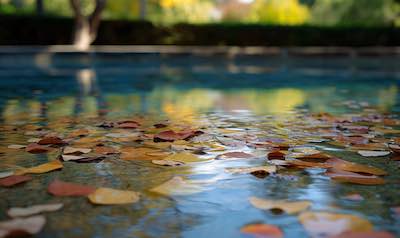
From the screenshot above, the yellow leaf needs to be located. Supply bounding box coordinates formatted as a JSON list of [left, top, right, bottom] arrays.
[[225, 166, 277, 174], [16, 160, 63, 175], [150, 176, 203, 196], [298, 212, 373, 238], [164, 152, 206, 163], [249, 197, 311, 214], [88, 188, 140, 205]]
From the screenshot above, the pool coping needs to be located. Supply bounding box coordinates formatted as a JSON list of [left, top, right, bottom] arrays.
[[0, 45, 400, 57]]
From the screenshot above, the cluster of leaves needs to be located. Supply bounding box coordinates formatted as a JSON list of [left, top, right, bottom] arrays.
[[1, 103, 400, 237]]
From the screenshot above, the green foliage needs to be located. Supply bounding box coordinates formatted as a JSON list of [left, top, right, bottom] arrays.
[[310, 0, 400, 26]]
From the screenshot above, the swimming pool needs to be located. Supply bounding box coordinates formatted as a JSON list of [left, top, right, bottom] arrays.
[[0, 47, 399, 238]]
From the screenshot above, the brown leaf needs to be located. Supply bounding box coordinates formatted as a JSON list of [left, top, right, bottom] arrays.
[[154, 130, 202, 142], [0, 175, 32, 187], [326, 168, 385, 185], [25, 143, 51, 154], [117, 121, 140, 129], [47, 180, 96, 197], [267, 150, 287, 160], [38, 136, 65, 145]]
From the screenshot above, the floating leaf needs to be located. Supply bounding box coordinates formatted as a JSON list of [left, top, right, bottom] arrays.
[[150, 176, 203, 196], [327, 158, 387, 176], [154, 130, 202, 142], [267, 151, 287, 160], [357, 150, 390, 157], [0, 171, 13, 179], [17, 160, 63, 175], [25, 143, 51, 154], [63, 147, 91, 155], [298, 212, 373, 238], [216, 151, 255, 160], [249, 197, 311, 214], [225, 166, 277, 175], [61, 155, 86, 161], [121, 147, 169, 160], [47, 180, 96, 197], [38, 136, 65, 145], [240, 223, 283, 238], [7, 203, 63, 218], [164, 152, 205, 163], [0, 175, 32, 187], [0, 215, 46, 237], [88, 188, 140, 205], [151, 159, 184, 167], [326, 168, 385, 185], [7, 144, 26, 149], [117, 121, 140, 129]]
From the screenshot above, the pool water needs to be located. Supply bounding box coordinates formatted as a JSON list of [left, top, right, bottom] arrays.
[[0, 51, 400, 238]]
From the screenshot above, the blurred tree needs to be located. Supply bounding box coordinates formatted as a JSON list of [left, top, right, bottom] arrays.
[[35, 0, 43, 14], [157, 0, 216, 23], [248, 0, 310, 25], [70, 0, 106, 50], [311, 0, 400, 26]]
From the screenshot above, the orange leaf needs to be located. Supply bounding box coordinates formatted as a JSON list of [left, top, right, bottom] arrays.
[[240, 223, 283, 238]]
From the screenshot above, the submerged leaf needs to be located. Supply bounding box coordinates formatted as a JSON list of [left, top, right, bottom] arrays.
[[298, 212, 373, 238], [0, 175, 32, 187], [249, 197, 311, 214], [330, 231, 395, 238], [88, 188, 140, 205], [47, 180, 96, 197], [7, 204, 63, 218], [38, 136, 65, 145], [0, 215, 46, 237], [16, 160, 63, 175]]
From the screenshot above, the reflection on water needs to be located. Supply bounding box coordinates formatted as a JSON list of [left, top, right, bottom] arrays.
[[0, 52, 400, 238]]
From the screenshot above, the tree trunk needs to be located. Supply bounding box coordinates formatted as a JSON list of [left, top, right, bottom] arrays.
[[139, 0, 146, 20], [70, 0, 106, 51], [36, 0, 44, 15]]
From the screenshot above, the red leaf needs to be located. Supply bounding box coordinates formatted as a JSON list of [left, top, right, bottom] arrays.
[[0, 175, 32, 187], [25, 143, 51, 154], [47, 180, 96, 196], [38, 137, 65, 145]]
